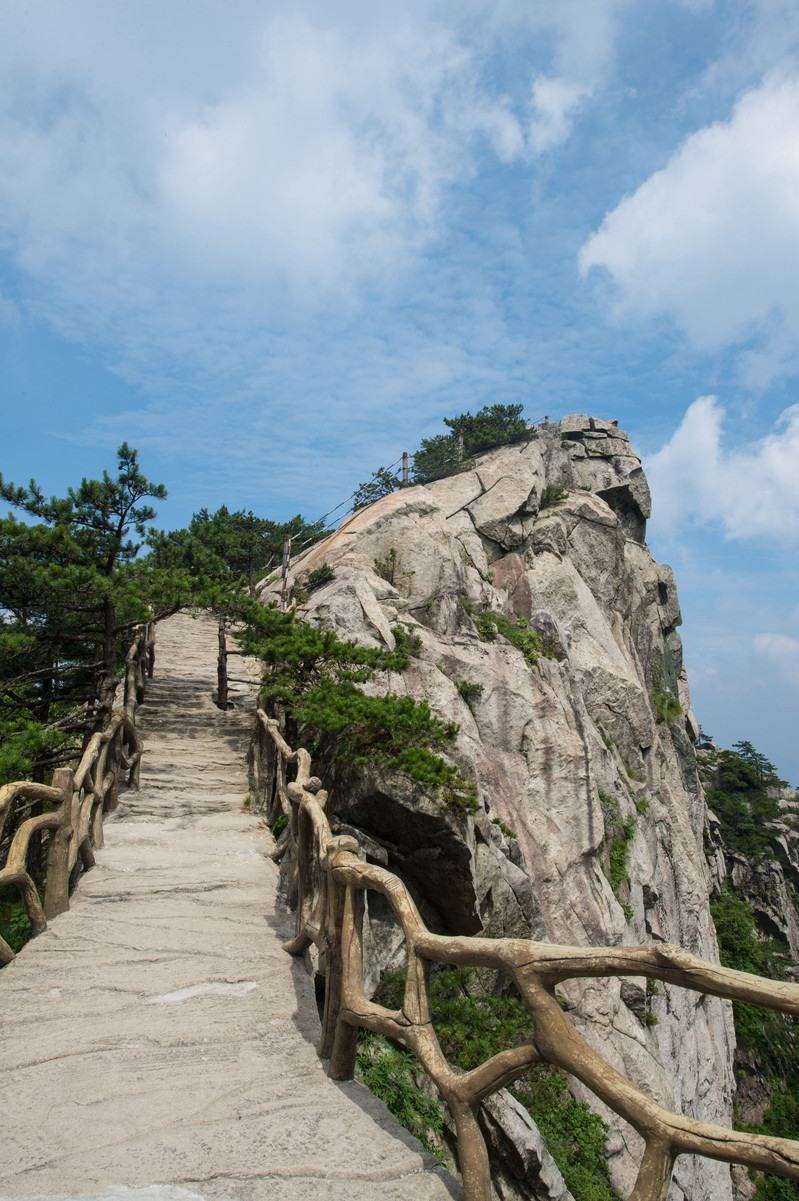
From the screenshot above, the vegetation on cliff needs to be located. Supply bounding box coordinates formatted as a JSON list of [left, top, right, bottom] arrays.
[[361, 966, 621, 1201], [235, 600, 478, 815], [705, 740, 787, 861], [411, 403, 532, 484], [704, 740, 799, 1199]]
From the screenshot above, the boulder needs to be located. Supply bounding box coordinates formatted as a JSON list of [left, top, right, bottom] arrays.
[[260, 428, 735, 1201]]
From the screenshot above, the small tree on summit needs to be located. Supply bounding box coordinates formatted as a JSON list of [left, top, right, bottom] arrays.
[[444, 403, 530, 457], [412, 404, 531, 484], [353, 468, 402, 510]]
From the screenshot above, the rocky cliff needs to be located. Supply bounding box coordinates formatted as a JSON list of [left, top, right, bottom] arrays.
[[260, 416, 736, 1201], [700, 743, 799, 1201]]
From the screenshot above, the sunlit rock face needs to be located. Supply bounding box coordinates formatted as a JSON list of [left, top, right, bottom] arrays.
[[260, 417, 735, 1201]]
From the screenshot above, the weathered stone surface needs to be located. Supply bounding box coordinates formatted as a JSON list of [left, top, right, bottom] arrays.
[[0, 613, 461, 1201], [478, 1092, 574, 1201], [559, 414, 591, 436], [259, 421, 735, 1201], [589, 417, 623, 435]]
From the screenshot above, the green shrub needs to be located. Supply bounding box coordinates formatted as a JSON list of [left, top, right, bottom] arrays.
[[271, 813, 289, 838], [431, 968, 620, 1200], [706, 746, 799, 1198], [755, 1178, 799, 1201], [410, 434, 466, 485], [0, 888, 36, 954], [293, 683, 478, 816], [457, 681, 484, 706], [235, 597, 476, 816], [356, 1032, 448, 1162], [491, 816, 517, 839], [652, 680, 683, 724], [445, 404, 530, 457], [751, 1089, 799, 1198], [598, 789, 619, 824], [462, 602, 550, 666], [540, 484, 569, 509], [607, 832, 633, 891], [353, 468, 402, 510], [710, 880, 799, 1197], [711, 887, 798, 1074], [374, 548, 398, 584], [306, 563, 335, 592], [365, 966, 620, 1200], [391, 624, 423, 656], [599, 791, 636, 896]]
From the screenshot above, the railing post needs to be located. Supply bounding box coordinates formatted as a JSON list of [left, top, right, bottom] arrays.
[[401, 451, 408, 487], [44, 768, 74, 920], [451, 1101, 493, 1201], [319, 836, 359, 1059], [104, 729, 122, 813], [328, 881, 363, 1080], [135, 626, 146, 705], [279, 536, 292, 612], [217, 617, 229, 710], [146, 621, 155, 679]]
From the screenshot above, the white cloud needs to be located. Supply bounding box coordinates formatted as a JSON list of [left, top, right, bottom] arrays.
[[528, 77, 590, 154], [524, 0, 631, 154], [645, 395, 799, 542], [754, 633, 799, 688], [0, 293, 21, 333], [0, 0, 633, 315], [580, 73, 799, 383]]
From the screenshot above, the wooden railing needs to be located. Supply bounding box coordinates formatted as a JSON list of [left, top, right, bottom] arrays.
[[0, 622, 155, 965], [251, 701, 799, 1201]]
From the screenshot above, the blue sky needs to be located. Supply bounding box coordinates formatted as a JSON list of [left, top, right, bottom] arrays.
[[2, 0, 799, 782]]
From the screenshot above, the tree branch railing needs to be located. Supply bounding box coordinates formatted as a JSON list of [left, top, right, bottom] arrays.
[[0, 622, 155, 965], [251, 701, 799, 1201]]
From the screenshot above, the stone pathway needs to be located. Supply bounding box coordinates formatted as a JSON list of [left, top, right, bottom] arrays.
[[0, 611, 461, 1201]]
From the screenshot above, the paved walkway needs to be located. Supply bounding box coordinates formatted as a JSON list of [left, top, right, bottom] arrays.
[[0, 612, 461, 1201]]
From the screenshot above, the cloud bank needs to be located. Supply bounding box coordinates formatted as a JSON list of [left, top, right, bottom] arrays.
[[754, 633, 799, 690], [0, 0, 629, 345], [580, 74, 799, 383], [645, 396, 799, 542]]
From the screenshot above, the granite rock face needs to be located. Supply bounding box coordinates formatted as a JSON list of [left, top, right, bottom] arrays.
[[260, 417, 735, 1201], [705, 783, 799, 967]]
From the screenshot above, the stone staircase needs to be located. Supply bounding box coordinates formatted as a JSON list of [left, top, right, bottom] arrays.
[[0, 611, 461, 1201]]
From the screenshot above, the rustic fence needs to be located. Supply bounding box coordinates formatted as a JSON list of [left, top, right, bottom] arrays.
[[0, 622, 154, 965], [251, 699, 799, 1201]]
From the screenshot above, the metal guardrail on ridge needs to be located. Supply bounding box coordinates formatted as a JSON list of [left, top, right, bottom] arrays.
[[250, 700, 799, 1201]]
